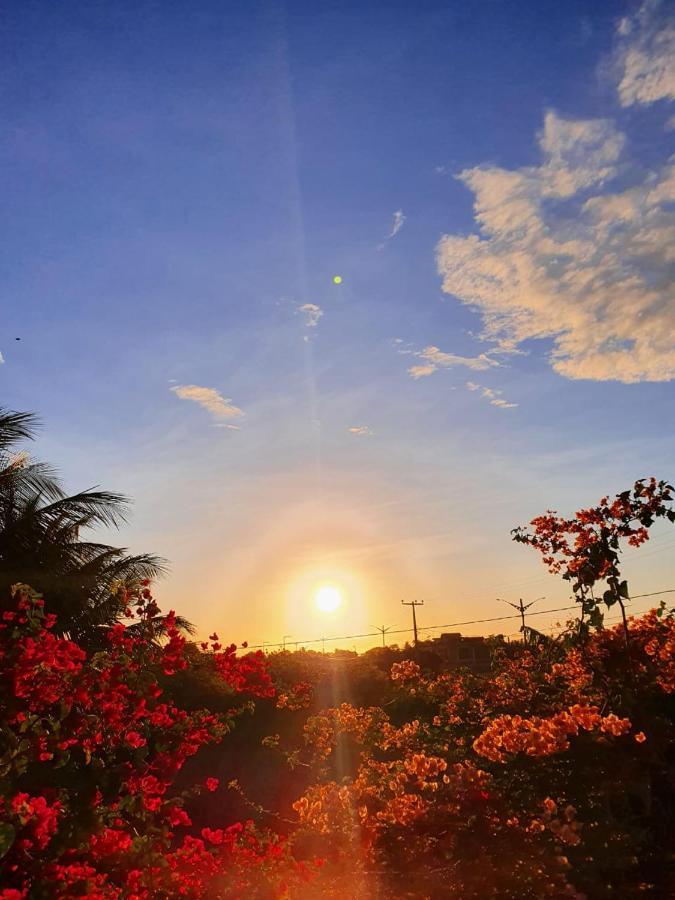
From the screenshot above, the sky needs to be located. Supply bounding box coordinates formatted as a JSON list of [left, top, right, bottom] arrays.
[[1, 0, 674, 650]]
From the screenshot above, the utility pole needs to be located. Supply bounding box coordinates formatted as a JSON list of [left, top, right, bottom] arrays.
[[282, 635, 292, 650], [371, 624, 392, 648], [402, 600, 424, 646], [321, 636, 326, 654], [497, 596, 545, 640]]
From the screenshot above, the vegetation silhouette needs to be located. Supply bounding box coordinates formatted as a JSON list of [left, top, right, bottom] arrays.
[[0, 408, 674, 897], [0, 408, 191, 643]]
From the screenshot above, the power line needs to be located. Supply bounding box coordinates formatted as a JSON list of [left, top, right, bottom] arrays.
[[240, 589, 675, 652], [505, 599, 661, 640]]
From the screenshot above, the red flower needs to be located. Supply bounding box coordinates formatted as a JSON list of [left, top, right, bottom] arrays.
[[167, 805, 192, 827], [125, 731, 146, 749]]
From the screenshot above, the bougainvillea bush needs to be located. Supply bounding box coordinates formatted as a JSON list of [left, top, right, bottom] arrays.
[[1, 478, 674, 899], [285, 608, 675, 899], [0, 583, 318, 899]]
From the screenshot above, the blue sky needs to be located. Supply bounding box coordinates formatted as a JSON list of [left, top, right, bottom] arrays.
[[1, 0, 674, 647]]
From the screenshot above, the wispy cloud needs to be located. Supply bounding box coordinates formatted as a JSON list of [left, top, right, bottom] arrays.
[[437, 107, 675, 382], [466, 381, 518, 409], [297, 303, 323, 328], [348, 425, 373, 436], [408, 364, 437, 380], [378, 209, 406, 249], [388, 209, 406, 238], [171, 384, 244, 425], [613, 0, 675, 107], [407, 345, 501, 379]]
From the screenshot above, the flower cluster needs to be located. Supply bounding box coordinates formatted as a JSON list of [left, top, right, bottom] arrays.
[[286, 597, 675, 898], [473, 705, 632, 763], [276, 680, 312, 710], [512, 479, 674, 623], [0, 585, 311, 898]]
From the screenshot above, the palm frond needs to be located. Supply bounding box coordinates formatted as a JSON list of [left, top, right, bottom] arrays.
[[0, 408, 172, 644], [90, 552, 169, 583], [0, 460, 63, 503], [37, 489, 131, 531], [0, 410, 40, 451], [126, 613, 196, 640]]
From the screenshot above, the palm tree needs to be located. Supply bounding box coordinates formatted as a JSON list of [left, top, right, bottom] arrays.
[[0, 408, 190, 642]]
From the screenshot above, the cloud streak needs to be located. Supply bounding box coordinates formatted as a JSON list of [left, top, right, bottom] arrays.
[[388, 209, 406, 238], [348, 425, 373, 436], [297, 303, 323, 328], [171, 385, 244, 424], [466, 381, 518, 409], [378, 209, 406, 249], [407, 345, 501, 379]]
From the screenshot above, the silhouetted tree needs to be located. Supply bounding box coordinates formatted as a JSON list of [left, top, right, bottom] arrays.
[[0, 408, 188, 642]]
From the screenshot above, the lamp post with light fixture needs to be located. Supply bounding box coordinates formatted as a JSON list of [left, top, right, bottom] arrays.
[[496, 596, 545, 640], [371, 624, 393, 648]]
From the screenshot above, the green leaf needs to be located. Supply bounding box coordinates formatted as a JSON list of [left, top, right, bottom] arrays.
[[588, 608, 604, 629], [0, 823, 15, 859], [55, 750, 71, 769]]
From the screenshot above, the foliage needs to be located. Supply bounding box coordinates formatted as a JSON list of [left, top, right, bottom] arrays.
[[0, 584, 316, 898], [0, 409, 169, 642], [284, 608, 675, 898], [1, 471, 674, 898], [512, 478, 675, 632]]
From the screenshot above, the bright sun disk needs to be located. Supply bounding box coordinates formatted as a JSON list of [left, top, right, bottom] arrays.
[[315, 585, 342, 612]]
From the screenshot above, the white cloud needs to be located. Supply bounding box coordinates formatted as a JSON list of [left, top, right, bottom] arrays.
[[171, 385, 244, 422], [407, 345, 501, 379], [389, 209, 406, 238], [378, 209, 407, 249], [0, 351, 4, 364], [614, 0, 675, 107], [408, 364, 437, 380], [297, 303, 323, 327], [348, 425, 373, 436], [466, 381, 518, 409], [437, 110, 675, 383]]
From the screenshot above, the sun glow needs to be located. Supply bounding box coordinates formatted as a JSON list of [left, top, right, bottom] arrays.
[[314, 585, 342, 613]]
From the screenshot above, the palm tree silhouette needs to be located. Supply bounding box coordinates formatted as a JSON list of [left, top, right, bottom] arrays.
[[0, 408, 191, 643]]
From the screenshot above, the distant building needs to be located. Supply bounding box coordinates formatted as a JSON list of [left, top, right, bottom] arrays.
[[429, 632, 493, 673]]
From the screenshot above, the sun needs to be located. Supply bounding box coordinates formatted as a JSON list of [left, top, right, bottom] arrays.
[[314, 585, 342, 613]]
